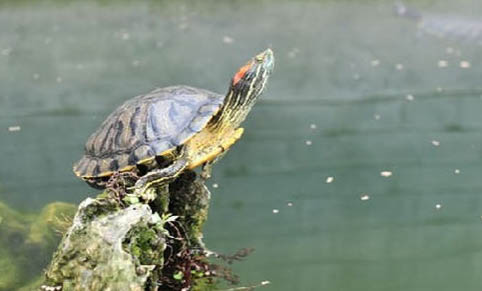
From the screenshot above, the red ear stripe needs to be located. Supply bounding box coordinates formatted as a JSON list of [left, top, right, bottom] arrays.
[[232, 62, 252, 86]]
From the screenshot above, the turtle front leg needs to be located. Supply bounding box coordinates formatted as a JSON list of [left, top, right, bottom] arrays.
[[133, 158, 188, 203]]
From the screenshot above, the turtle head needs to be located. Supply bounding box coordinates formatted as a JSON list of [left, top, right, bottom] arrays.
[[212, 49, 274, 129], [230, 48, 274, 103]]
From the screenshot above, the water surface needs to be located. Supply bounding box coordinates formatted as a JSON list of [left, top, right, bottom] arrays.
[[2, 0, 482, 290]]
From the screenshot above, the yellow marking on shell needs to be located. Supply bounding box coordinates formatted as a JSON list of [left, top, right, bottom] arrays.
[[78, 148, 176, 179]]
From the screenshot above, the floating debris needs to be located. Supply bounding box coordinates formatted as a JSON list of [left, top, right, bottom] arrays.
[[287, 202, 293, 207], [310, 123, 317, 130], [380, 171, 392, 177], [76, 64, 84, 70], [212, 183, 219, 189], [305, 140, 312, 146], [431, 140, 440, 147], [325, 176, 334, 184], [33, 73, 40, 80], [132, 60, 140, 67], [360, 194, 370, 201], [438, 60, 448, 68], [395, 64, 404, 70], [222, 36, 234, 44], [56, 77, 62, 83], [353, 73, 360, 80], [371, 59, 380, 67], [436, 87, 443, 93], [460, 61, 471, 68], [121, 32, 130, 40], [406, 94, 414, 101], [8, 125, 21, 132], [435, 203, 442, 209], [272, 209, 279, 214], [288, 48, 300, 58], [454, 169, 460, 174], [374, 114, 381, 120], [1, 48, 11, 56]]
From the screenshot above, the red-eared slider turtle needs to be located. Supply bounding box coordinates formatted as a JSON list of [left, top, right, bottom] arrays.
[[73, 49, 274, 192]]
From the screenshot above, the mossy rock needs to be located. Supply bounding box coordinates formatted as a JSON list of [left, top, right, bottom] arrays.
[[0, 200, 77, 291], [45, 198, 161, 290], [27, 202, 77, 247], [0, 248, 21, 289]]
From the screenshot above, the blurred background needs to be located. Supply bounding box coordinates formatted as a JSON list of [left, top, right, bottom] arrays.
[[2, 0, 482, 290]]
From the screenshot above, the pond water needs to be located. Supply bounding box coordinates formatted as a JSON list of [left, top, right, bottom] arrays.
[[2, 0, 482, 290]]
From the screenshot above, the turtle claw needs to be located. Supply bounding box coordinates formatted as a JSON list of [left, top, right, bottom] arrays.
[[132, 158, 188, 202]]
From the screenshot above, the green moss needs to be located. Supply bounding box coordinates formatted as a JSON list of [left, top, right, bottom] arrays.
[[123, 225, 165, 266], [81, 197, 119, 223], [27, 202, 77, 247], [17, 276, 44, 291], [0, 248, 21, 289]]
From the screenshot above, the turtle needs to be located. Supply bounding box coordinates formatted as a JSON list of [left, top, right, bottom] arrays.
[[73, 49, 274, 194]]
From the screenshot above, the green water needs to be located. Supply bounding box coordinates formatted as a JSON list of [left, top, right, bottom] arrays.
[[2, 0, 482, 290]]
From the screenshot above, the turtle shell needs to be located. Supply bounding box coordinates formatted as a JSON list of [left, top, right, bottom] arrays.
[[73, 85, 224, 178]]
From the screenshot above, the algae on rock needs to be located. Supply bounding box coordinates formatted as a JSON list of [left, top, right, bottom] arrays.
[[0, 200, 77, 291], [43, 170, 216, 291]]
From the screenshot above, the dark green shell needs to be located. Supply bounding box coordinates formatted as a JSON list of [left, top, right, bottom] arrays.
[[73, 85, 224, 178]]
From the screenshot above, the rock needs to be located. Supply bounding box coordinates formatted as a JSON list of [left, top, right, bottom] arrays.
[[27, 202, 77, 247], [45, 198, 160, 290], [0, 200, 76, 290]]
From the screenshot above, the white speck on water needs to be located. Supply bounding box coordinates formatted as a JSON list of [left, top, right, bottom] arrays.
[[360, 194, 370, 201], [374, 114, 381, 120], [438, 60, 448, 68], [436, 87, 443, 93], [222, 36, 234, 44], [272, 209, 279, 214], [406, 94, 414, 101], [305, 140, 312, 146], [395, 63, 404, 70], [212, 183, 219, 189], [178, 22, 189, 30], [431, 140, 440, 147], [454, 169, 460, 174], [380, 171, 392, 177], [56, 76, 62, 83], [326, 176, 334, 183], [353, 73, 360, 80], [156, 41, 164, 48], [446, 47, 454, 54], [33, 73, 40, 80], [287, 202, 293, 207], [121, 32, 130, 40], [132, 60, 140, 67], [261, 281, 271, 286], [460, 61, 471, 68], [310, 123, 317, 130], [76, 64, 84, 70], [1, 48, 11, 56], [288, 48, 300, 58], [435, 204, 442, 209], [8, 125, 21, 132], [371, 59, 380, 67]]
